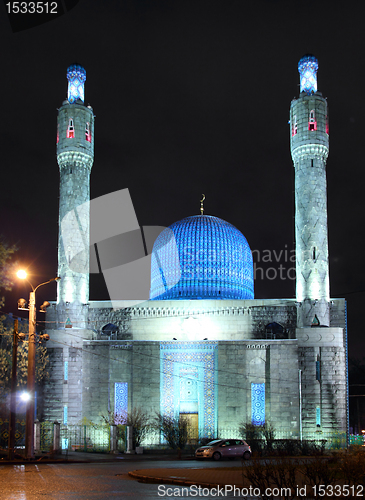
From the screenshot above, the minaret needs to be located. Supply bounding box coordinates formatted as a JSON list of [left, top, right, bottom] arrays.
[[56, 64, 94, 328], [290, 55, 330, 327]]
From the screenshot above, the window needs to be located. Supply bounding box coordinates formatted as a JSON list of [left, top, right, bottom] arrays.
[[85, 122, 91, 143], [292, 115, 297, 136], [308, 110, 317, 131], [66, 118, 75, 138]]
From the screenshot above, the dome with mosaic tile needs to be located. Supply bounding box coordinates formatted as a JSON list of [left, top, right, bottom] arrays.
[[149, 214, 254, 300]]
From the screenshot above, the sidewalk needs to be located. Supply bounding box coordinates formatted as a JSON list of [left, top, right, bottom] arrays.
[[0, 450, 196, 465]]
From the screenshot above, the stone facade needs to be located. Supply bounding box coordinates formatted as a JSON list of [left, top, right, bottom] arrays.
[[41, 58, 348, 445], [44, 298, 347, 440], [57, 94, 94, 329], [290, 65, 330, 327]]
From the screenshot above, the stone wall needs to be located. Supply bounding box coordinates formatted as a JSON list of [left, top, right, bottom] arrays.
[[81, 340, 160, 424], [42, 347, 63, 423], [87, 299, 298, 342], [217, 340, 299, 436], [43, 328, 89, 424], [297, 327, 347, 436], [79, 338, 301, 437], [43, 298, 347, 436]]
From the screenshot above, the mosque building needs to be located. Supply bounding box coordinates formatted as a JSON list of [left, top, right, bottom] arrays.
[[44, 56, 348, 442]]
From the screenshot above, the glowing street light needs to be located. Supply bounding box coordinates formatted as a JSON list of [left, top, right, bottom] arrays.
[[17, 270, 60, 459], [16, 270, 27, 280], [20, 392, 30, 402]]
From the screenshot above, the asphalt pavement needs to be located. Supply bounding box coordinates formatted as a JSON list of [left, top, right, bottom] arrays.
[[0, 450, 246, 488]]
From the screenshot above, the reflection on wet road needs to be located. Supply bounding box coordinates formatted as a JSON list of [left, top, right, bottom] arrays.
[[0, 460, 257, 500]]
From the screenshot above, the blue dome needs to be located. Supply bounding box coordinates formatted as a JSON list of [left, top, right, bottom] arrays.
[[149, 215, 254, 300]]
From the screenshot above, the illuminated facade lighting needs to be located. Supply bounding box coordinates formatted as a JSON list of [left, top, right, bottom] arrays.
[[67, 64, 86, 103], [298, 55, 318, 94]]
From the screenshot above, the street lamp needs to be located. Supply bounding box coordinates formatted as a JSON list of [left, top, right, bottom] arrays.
[[20, 392, 30, 402], [16, 270, 60, 459]]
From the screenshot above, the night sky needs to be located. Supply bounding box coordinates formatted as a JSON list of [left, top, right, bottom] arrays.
[[1, 0, 364, 359]]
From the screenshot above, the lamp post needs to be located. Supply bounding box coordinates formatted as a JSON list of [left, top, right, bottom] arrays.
[[8, 318, 18, 460], [16, 270, 60, 459]]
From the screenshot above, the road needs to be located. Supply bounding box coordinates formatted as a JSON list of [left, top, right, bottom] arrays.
[[0, 459, 251, 500]]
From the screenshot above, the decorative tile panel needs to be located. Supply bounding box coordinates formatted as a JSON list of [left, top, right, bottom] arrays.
[[67, 64, 86, 103], [160, 342, 217, 438], [251, 383, 265, 426], [298, 55, 318, 94], [115, 382, 128, 423]]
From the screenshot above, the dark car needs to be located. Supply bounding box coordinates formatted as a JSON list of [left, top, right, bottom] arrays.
[[195, 439, 251, 460]]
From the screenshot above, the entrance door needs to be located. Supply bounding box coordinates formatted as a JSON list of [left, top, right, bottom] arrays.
[[181, 413, 199, 444]]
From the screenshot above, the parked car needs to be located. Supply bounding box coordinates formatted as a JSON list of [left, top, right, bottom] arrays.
[[195, 439, 251, 460]]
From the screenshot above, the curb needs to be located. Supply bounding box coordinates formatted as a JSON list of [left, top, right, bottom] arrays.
[[128, 470, 220, 488]]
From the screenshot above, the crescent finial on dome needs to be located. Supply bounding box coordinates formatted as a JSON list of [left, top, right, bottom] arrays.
[[200, 194, 205, 215]]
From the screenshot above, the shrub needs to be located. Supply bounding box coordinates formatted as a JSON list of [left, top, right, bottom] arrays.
[[238, 422, 263, 441], [299, 439, 326, 456], [248, 438, 265, 454], [272, 439, 300, 456], [100, 407, 152, 448], [154, 413, 188, 451], [299, 456, 336, 488], [239, 420, 277, 455], [339, 447, 365, 485]]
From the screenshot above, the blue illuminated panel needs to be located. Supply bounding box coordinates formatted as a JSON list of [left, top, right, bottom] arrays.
[[298, 55, 318, 94], [251, 383, 265, 426], [316, 406, 321, 426], [67, 64, 86, 103], [115, 382, 128, 423], [150, 215, 254, 300], [160, 341, 218, 439], [63, 406, 68, 425]]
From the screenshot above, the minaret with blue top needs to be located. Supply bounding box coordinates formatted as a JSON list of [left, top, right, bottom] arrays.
[[56, 64, 94, 329], [290, 55, 330, 327]]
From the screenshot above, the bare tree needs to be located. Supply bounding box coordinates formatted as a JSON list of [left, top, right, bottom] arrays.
[[101, 407, 152, 448], [154, 413, 188, 451]]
